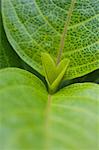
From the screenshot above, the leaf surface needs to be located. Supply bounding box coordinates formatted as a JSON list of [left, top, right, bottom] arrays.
[[0, 10, 22, 69], [0, 68, 98, 150], [2, 0, 99, 79]]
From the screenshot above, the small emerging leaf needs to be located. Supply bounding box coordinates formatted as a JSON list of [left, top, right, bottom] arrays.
[[41, 53, 69, 94]]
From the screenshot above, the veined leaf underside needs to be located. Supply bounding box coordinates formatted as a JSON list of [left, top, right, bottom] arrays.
[[2, 0, 99, 79]]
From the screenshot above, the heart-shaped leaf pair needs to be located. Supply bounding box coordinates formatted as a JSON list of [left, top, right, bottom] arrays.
[[0, 68, 98, 150], [41, 53, 69, 93]]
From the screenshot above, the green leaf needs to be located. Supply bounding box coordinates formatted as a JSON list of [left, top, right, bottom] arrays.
[[0, 10, 22, 69], [0, 68, 98, 150], [1, 0, 99, 79], [41, 53, 69, 94]]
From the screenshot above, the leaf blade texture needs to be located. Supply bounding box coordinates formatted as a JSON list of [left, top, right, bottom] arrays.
[[2, 0, 99, 79], [0, 68, 98, 150], [0, 10, 22, 69]]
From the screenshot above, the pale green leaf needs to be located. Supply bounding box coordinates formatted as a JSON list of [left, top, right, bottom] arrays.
[[41, 53, 69, 93], [0, 11, 22, 69], [0, 68, 98, 150], [1, 0, 99, 79]]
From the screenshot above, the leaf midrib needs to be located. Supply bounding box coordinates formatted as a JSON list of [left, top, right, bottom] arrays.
[[45, 1, 76, 145], [56, 0, 76, 64], [46, 95, 51, 134], [44, 94, 52, 149]]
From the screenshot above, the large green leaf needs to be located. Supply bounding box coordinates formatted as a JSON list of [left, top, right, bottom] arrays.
[[0, 10, 22, 69], [1, 0, 99, 79], [0, 68, 98, 150]]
